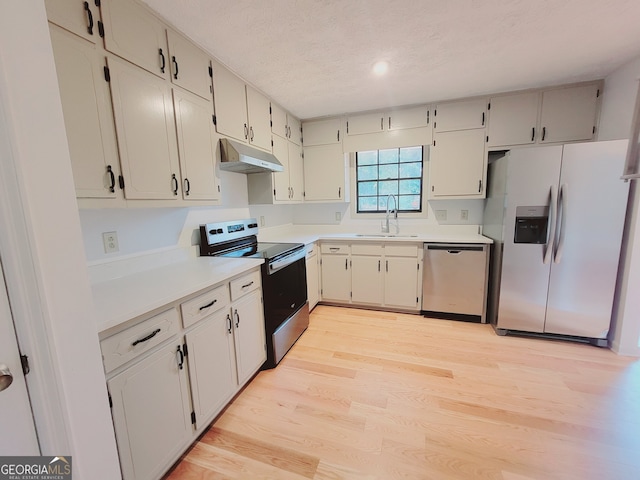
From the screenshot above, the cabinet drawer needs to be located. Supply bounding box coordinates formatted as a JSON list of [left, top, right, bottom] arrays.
[[351, 243, 383, 255], [181, 284, 230, 329], [230, 270, 261, 301], [385, 244, 419, 257], [101, 308, 180, 373], [321, 243, 350, 255]]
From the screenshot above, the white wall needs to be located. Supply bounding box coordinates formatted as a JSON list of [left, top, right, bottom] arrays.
[[0, 2, 120, 477], [599, 54, 640, 356]]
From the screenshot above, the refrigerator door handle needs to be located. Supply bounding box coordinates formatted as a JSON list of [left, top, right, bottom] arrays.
[[543, 184, 558, 265], [554, 183, 568, 264]]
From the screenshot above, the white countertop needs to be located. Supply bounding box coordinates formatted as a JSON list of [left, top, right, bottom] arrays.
[[258, 224, 492, 246], [92, 256, 263, 335]]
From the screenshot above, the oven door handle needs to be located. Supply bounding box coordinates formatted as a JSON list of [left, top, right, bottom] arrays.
[[268, 248, 306, 274]]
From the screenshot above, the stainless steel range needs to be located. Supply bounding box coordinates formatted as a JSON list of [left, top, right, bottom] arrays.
[[199, 219, 309, 368]]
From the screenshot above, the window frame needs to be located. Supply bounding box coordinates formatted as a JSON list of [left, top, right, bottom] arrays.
[[354, 146, 424, 214]]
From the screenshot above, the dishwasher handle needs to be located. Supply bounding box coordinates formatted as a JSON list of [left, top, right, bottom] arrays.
[[425, 244, 484, 252]]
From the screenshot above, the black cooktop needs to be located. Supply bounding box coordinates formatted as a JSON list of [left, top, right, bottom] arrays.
[[217, 242, 303, 260]]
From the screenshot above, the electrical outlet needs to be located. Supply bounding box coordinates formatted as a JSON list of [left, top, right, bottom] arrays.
[[435, 210, 447, 221], [335, 212, 341, 221], [460, 209, 469, 221], [102, 231, 119, 254], [260, 216, 265, 227]]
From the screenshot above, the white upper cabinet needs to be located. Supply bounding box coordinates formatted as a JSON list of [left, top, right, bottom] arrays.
[[288, 142, 305, 201], [539, 84, 600, 144], [107, 56, 180, 200], [173, 88, 220, 202], [271, 102, 301, 145], [101, 0, 168, 78], [45, 0, 103, 44], [430, 129, 486, 198], [433, 98, 487, 132], [388, 105, 431, 130], [246, 85, 273, 151], [346, 111, 385, 135], [166, 30, 212, 100], [49, 25, 121, 200], [487, 92, 539, 147], [303, 143, 347, 202], [211, 62, 272, 152], [302, 117, 343, 146]]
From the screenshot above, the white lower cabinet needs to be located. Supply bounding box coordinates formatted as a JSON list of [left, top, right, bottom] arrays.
[[320, 242, 422, 311], [108, 339, 192, 480], [103, 268, 266, 480]]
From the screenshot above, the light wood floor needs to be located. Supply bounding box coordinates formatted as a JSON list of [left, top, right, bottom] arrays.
[[165, 305, 640, 480]]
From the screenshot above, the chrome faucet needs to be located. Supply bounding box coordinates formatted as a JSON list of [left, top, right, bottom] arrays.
[[382, 194, 399, 234]]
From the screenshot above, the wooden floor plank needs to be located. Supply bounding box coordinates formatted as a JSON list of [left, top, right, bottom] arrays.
[[164, 305, 640, 480]]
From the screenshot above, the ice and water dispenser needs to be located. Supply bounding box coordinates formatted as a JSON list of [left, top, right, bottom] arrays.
[[514, 206, 549, 244]]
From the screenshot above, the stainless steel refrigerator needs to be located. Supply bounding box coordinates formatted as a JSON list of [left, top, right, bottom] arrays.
[[483, 140, 629, 345]]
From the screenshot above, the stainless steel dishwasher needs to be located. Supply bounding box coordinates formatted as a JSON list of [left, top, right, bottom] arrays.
[[422, 244, 489, 322]]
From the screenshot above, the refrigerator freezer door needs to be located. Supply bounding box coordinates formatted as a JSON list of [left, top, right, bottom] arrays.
[[544, 140, 629, 338], [497, 146, 563, 332]]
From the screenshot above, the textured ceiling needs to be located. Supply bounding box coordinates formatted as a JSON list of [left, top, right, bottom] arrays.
[[142, 0, 640, 120]]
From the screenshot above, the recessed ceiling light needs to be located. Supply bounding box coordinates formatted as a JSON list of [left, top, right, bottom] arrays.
[[372, 61, 389, 76]]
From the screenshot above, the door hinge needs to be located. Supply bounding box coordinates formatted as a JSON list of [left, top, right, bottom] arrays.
[[118, 175, 125, 190], [108, 392, 112, 408], [191, 411, 196, 425], [208, 65, 213, 78], [596, 89, 600, 98], [20, 355, 30, 376], [269, 105, 272, 114], [487, 102, 491, 110], [182, 342, 188, 357], [212, 115, 217, 125], [103, 65, 110, 82], [98, 21, 104, 37], [346, 121, 349, 134]]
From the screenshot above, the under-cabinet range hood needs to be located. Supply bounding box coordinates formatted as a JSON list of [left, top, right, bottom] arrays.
[[219, 138, 284, 174]]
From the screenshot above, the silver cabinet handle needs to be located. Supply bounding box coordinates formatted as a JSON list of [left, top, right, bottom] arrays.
[[0, 364, 14, 392]]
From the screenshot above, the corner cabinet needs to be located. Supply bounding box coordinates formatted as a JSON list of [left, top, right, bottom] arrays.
[[302, 118, 348, 202]]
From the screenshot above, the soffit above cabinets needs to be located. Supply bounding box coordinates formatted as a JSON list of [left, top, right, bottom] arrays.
[[141, 0, 640, 119]]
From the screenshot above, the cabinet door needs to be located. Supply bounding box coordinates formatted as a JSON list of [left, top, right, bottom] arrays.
[[384, 257, 419, 309], [388, 105, 430, 130], [45, 0, 101, 43], [184, 311, 236, 429], [303, 117, 342, 146], [434, 98, 487, 132], [288, 115, 302, 145], [211, 62, 248, 142], [288, 142, 305, 201], [270, 102, 289, 140], [540, 84, 600, 143], [108, 56, 180, 199], [351, 255, 383, 306], [430, 129, 486, 197], [303, 144, 346, 201], [167, 30, 212, 100], [232, 289, 267, 385], [347, 111, 385, 135], [50, 26, 120, 199], [306, 246, 319, 310], [173, 88, 220, 201], [272, 135, 291, 201], [101, 0, 168, 78], [108, 341, 192, 480], [246, 86, 272, 151], [487, 92, 540, 147], [321, 255, 351, 303]]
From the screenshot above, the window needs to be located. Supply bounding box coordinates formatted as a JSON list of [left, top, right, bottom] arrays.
[[356, 146, 423, 213]]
